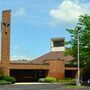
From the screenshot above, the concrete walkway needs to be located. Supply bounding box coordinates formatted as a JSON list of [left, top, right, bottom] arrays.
[[0, 83, 90, 90], [14, 82, 55, 85], [0, 83, 63, 90]]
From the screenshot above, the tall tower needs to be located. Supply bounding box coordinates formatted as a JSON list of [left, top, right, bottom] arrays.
[[1, 10, 11, 76]]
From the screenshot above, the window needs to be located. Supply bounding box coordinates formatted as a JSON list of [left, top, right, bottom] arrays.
[[53, 41, 64, 47], [5, 32, 7, 35]]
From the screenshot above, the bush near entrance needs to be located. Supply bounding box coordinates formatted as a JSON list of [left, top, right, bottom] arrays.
[[0, 80, 11, 85], [39, 77, 75, 84], [39, 77, 57, 83], [0, 75, 16, 85], [45, 77, 57, 83], [3, 76, 16, 84], [58, 78, 75, 83]]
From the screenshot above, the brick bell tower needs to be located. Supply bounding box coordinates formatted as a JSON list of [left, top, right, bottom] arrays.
[[1, 10, 11, 76]]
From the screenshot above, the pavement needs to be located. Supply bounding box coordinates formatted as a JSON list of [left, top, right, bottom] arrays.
[[0, 83, 90, 90], [15, 82, 52, 85]]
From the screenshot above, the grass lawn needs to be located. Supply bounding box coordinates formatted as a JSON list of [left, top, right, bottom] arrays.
[[63, 85, 89, 88]]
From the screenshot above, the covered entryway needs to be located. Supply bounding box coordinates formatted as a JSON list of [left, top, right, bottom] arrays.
[[10, 69, 48, 82], [65, 70, 77, 78]]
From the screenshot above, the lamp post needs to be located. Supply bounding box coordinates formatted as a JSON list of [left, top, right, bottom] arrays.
[[76, 26, 81, 86]]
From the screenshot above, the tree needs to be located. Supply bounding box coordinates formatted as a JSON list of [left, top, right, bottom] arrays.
[[66, 15, 90, 80]]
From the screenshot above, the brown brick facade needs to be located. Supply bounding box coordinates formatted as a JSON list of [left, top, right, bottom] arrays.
[[1, 10, 11, 76], [0, 10, 77, 81], [46, 60, 65, 79]]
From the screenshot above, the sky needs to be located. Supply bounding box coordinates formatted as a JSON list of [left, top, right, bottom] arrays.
[[0, 0, 90, 60]]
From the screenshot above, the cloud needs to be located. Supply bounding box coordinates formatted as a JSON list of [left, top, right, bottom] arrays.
[[10, 55, 31, 60], [11, 45, 32, 60], [50, 0, 90, 24], [13, 7, 27, 17]]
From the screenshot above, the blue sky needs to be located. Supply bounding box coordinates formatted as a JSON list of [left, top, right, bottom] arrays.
[[0, 0, 90, 60]]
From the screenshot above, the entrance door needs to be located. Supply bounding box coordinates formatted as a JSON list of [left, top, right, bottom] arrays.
[[10, 69, 48, 82], [65, 70, 77, 78]]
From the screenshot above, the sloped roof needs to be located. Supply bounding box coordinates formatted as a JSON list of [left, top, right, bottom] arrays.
[[31, 51, 73, 64]]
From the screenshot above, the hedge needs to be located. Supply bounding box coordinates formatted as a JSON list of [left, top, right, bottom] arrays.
[[0, 80, 10, 85], [3, 76, 16, 84], [45, 77, 57, 83]]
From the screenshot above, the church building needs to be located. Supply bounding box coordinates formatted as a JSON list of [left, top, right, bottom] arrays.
[[0, 10, 77, 82]]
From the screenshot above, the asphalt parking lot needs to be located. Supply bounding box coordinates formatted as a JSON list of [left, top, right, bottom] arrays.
[[0, 83, 90, 90]]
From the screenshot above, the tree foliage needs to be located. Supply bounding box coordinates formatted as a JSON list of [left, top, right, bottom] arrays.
[[66, 15, 90, 80]]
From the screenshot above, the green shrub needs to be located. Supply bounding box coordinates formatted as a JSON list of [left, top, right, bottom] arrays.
[[3, 76, 16, 84], [0, 80, 10, 85], [45, 77, 57, 83], [59, 78, 75, 83]]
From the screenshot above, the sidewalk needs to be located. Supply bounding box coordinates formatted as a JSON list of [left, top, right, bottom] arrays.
[[14, 82, 53, 85]]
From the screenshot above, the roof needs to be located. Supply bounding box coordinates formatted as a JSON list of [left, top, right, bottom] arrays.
[[51, 37, 65, 41], [31, 51, 73, 64]]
